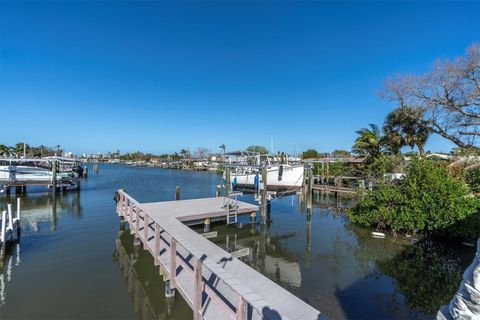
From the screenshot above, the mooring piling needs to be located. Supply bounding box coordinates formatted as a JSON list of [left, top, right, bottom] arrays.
[[175, 186, 181, 201], [225, 167, 231, 196], [0, 198, 21, 257], [260, 166, 268, 224], [52, 160, 58, 191]]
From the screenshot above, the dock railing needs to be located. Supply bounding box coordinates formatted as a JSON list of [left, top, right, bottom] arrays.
[[116, 189, 289, 320]]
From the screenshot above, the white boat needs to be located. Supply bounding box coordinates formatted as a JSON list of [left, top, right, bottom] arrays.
[[0, 158, 80, 187], [224, 152, 304, 192], [230, 164, 304, 192]]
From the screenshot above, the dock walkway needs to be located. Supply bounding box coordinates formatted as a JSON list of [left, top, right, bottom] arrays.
[[116, 190, 321, 320]]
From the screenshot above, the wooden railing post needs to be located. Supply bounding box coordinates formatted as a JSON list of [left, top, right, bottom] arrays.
[[193, 257, 203, 320], [135, 207, 140, 234], [143, 214, 149, 249], [170, 237, 177, 288], [128, 203, 133, 226], [123, 194, 127, 216], [154, 224, 161, 266], [236, 295, 246, 320]]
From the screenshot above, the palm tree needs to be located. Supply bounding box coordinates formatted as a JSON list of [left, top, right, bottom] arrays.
[[382, 131, 404, 155], [352, 123, 383, 162], [14, 142, 25, 157], [219, 144, 226, 154], [384, 107, 430, 156], [0, 144, 10, 156]]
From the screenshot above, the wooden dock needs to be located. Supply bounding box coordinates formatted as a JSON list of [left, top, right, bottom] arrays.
[[116, 190, 321, 320], [311, 184, 357, 194]]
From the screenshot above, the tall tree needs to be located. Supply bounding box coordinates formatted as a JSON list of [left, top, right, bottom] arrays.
[[302, 149, 319, 159], [195, 147, 211, 159], [383, 107, 430, 156], [383, 43, 480, 150], [352, 123, 383, 162]]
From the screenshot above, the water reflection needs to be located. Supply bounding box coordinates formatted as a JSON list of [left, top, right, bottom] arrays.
[[377, 240, 472, 315], [113, 225, 192, 320], [2, 191, 82, 231], [0, 242, 20, 306]]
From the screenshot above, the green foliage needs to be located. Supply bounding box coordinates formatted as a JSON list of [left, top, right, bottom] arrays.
[[462, 166, 480, 194], [377, 242, 464, 314], [364, 154, 405, 179], [383, 107, 430, 156], [246, 145, 269, 154], [352, 123, 383, 163], [348, 158, 480, 234], [451, 147, 480, 156], [302, 149, 319, 159], [312, 161, 354, 176], [331, 149, 351, 158]]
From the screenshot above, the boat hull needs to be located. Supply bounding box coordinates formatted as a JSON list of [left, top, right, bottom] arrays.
[[230, 165, 304, 192]]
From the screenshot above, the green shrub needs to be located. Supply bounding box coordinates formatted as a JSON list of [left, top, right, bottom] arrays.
[[462, 166, 480, 194], [364, 154, 405, 179], [347, 158, 480, 235]]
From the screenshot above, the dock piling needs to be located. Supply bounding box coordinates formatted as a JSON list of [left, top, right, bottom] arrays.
[[175, 186, 181, 201], [1, 210, 6, 245], [165, 280, 175, 298], [260, 166, 267, 224], [225, 167, 231, 196], [204, 218, 211, 232], [17, 197, 21, 221], [52, 160, 58, 191], [250, 211, 256, 224], [7, 204, 13, 229]]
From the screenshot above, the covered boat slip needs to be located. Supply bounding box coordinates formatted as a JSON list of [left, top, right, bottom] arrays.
[[0, 158, 81, 190], [116, 190, 321, 320]]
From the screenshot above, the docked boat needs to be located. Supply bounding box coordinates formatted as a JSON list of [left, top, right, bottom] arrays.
[[224, 152, 304, 192], [0, 158, 81, 189]]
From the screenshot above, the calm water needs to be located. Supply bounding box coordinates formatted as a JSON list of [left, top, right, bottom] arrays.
[[0, 165, 475, 319]]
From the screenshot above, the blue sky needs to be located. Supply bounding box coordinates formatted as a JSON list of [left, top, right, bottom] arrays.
[[1, 1, 479, 155]]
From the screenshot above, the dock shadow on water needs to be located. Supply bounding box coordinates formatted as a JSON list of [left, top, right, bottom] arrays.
[[0, 164, 476, 319], [113, 226, 192, 320]]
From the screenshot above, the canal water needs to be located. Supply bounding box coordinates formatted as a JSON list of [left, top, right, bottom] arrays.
[[0, 165, 475, 319]]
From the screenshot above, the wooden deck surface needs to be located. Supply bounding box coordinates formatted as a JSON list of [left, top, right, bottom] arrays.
[[116, 191, 322, 320]]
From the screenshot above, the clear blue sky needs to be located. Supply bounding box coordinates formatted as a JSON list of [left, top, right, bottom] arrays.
[[1, 1, 479, 155]]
